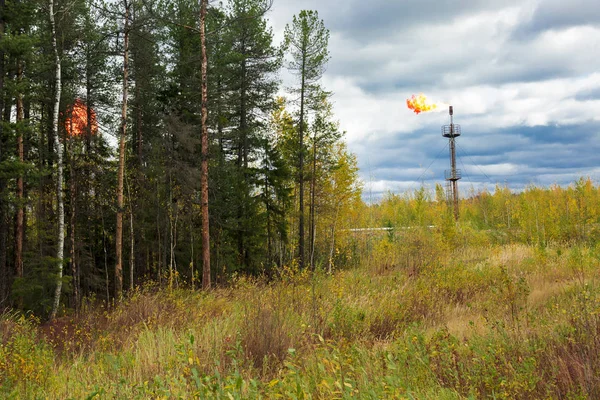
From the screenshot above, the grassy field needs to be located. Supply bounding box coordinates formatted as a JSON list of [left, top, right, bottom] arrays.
[[2, 236, 600, 399]]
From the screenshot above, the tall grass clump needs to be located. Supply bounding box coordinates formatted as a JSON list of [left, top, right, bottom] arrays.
[[0, 312, 53, 398]]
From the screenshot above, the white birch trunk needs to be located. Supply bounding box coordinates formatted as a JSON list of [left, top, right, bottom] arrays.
[[50, 0, 64, 320]]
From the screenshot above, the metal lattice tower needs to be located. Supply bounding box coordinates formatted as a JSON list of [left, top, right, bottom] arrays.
[[442, 106, 461, 221]]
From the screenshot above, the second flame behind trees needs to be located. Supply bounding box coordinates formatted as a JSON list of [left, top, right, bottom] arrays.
[[65, 99, 98, 138], [63, 100, 97, 309]]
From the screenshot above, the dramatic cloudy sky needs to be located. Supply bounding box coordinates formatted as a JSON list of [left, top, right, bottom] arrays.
[[265, 0, 600, 199]]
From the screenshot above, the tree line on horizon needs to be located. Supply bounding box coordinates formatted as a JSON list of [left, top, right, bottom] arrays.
[[372, 178, 600, 248]]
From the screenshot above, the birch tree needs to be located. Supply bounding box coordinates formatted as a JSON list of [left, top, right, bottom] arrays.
[[50, 0, 64, 320]]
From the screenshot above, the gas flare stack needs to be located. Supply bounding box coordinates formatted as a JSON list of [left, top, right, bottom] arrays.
[[443, 106, 461, 221]]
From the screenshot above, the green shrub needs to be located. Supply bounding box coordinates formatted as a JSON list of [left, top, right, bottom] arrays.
[[0, 314, 53, 398]]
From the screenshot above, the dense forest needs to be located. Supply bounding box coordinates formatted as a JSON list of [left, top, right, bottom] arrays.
[[2, 0, 600, 320], [0, 0, 363, 317]]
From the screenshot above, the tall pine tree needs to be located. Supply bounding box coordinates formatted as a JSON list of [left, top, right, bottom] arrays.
[[283, 10, 329, 269]]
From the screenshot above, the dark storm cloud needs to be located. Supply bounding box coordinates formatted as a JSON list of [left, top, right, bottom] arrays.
[[575, 87, 600, 101], [315, 0, 517, 41], [515, 0, 600, 37], [273, 0, 599, 91], [361, 120, 600, 198], [330, 20, 597, 93]]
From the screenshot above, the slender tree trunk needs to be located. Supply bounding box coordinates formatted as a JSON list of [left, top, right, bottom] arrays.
[[265, 173, 272, 272], [0, 4, 6, 304], [309, 130, 317, 270], [86, 67, 92, 146], [15, 60, 24, 282], [328, 205, 339, 274], [69, 138, 79, 309], [136, 84, 142, 163], [115, 0, 130, 300], [35, 108, 45, 269], [2, 99, 11, 295], [0, 0, 6, 304], [168, 173, 174, 290], [156, 184, 161, 284], [237, 57, 247, 268], [50, 0, 64, 320], [84, 66, 93, 300], [215, 77, 223, 286], [200, 0, 210, 289], [101, 213, 109, 304], [125, 172, 134, 290], [190, 233, 194, 290], [298, 54, 306, 269], [128, 190, 134, 291], [133, 65, 143, 281], [173, 212, 178, 288]]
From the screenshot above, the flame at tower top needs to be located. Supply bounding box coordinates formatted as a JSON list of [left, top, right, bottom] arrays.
[[406, 94, 448, 114]]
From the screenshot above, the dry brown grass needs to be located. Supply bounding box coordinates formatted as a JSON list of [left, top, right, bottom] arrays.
[[0, 314, 19, 344], [528, 278, 575, 307], [488, 243, 534, 268], [241, 305, 296, 371], [8, 240, 600, 399], [444, 306, 487, 339]]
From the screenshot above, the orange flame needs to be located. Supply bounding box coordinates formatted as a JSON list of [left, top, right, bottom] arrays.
[[406, 94, 445, 114], [65, 99, 98, 137]]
